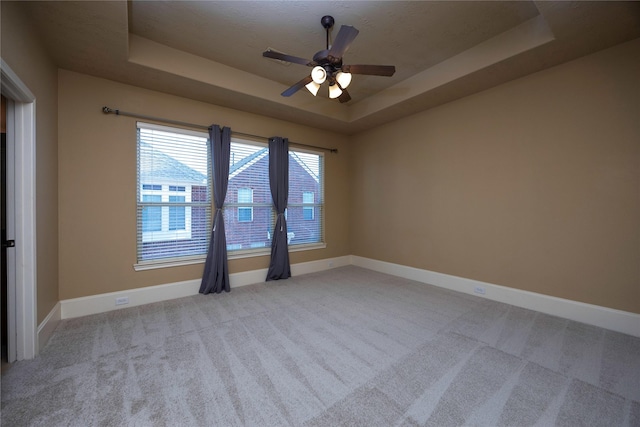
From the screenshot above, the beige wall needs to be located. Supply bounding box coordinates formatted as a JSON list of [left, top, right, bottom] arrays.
[[58, 70, 351, 300], [1, 2, 59, 323], [350, 38, 640, 314]]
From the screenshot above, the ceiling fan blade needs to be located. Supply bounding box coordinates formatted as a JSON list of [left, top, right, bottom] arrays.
[[342, 64, 396, 76], [328, 25, 359, 59], [281, 75, 314, 97], [338, 89, 351, 103], [263, 50, 314, 66]]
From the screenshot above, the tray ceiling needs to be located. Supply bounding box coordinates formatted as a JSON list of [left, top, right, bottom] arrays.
[[20, 1, 640, 134]]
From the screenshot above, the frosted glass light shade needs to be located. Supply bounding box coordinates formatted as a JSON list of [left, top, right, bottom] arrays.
[[311, 66, 327, 84], [305, 81, 320, 96], [328, 83, 342, 99], [336, 71, 352, 89]]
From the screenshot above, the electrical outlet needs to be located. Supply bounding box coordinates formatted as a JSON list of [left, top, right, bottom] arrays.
[[474, 286, 486, 295], [115, 296, 129, 306]]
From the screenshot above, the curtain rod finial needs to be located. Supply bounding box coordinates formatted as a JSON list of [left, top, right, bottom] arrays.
[[102, 106, 120, 115]]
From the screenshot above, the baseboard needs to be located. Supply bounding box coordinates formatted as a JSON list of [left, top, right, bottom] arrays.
[[58, 254, 638, 338], [37, 302, 61, 352], [351, 256, 640, 338], [60, 279, 202, 319], [60, 255, 351, 319], [292, 255, 352, 275]]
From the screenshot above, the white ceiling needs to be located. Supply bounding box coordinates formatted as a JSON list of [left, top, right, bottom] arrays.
[[21, 1, 640, 134]]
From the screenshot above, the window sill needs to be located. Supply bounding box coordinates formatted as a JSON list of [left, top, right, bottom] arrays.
[[227, 242, 326, 260], [133, 242, 327, 271], [133, 256, 205, 271]]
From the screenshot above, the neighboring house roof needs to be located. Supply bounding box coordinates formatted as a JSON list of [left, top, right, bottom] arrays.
[[290, 151, 319, 183], [140, 142, 207, 184], [229, 148, 319, 183], [229, 148, 268, 180], [140, 143, 317, 186]]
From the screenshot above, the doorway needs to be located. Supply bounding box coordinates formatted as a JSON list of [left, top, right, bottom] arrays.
[[1, 59, 38, 361], [1, 95, 7, 363]]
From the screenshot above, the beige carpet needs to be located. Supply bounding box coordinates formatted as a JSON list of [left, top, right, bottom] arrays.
[[2, 266, 639, 426]]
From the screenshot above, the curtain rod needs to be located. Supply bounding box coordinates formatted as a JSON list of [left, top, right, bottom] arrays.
[[102, 107, 338, 153]]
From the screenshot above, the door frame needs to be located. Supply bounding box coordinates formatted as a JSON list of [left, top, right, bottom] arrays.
[[1, 58, 37, 360]]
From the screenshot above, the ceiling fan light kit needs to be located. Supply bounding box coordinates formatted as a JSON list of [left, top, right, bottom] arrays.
[[305, 80, 321, 96], [311, 66, 327, 84], [263, 15, 396, 103], [336, 71, 352, 89], [328, 83, 343, 99]]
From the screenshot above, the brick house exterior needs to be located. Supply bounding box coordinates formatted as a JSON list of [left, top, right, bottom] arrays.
[[224, 149, 321, 251], [140, 145, 321, 259]]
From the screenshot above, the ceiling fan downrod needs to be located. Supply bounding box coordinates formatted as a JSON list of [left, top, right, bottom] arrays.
[[321, 15, 335, 50]]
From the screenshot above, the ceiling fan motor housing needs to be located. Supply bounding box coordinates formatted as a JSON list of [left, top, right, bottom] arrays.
[[321, 15, 335, 30]]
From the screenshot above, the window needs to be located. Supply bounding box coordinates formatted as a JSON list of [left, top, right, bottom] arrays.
[[136, 123, 324, 265], [224, 140, 324, 253], [224, 142, 271, 251], [169, 196, 186, 230], [137, 123, 210, 263], [287, 151, 323, 245], [168, 185, 187, 230], [237, 188, 253, 222], [142, 194, 162, 232], [302, 192, 315, 220]]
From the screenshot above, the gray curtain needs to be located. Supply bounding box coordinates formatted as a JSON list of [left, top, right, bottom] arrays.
[[266, 136, 291, 281], [200, 125, 231, 294]]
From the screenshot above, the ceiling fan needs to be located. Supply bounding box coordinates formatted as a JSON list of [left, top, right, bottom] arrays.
[[263, 15, 396, 103]]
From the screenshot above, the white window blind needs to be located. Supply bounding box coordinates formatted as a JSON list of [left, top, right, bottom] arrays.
[[136, 122, 211, 263]]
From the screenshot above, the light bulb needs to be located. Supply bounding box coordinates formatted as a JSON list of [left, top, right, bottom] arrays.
[[305, 81, 320, 96], [311, 66, 327, 84], [336, 71, 352, 89], [328, 83, 342, 99]]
